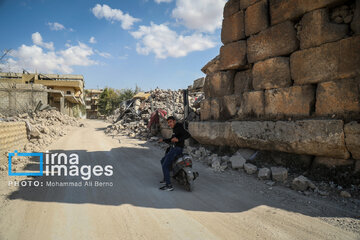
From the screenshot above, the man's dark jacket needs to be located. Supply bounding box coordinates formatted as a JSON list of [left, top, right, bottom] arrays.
[[164, 123, 191, 148]]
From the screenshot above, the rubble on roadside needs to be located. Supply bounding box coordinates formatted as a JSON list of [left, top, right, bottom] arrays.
[[105, 88, 203, 140], [182, 145, 359, 200], [0, 110, 82, 172]]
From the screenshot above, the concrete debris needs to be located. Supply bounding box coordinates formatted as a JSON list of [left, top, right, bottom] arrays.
[[105, 88, 203, 140], [210, 154, 221, 168], [1, 110, 82, 153], [291, 175, 316, 191], [271, 167, 288, 182], [258, 168, 271, 180], [230, 154, 246, 169], [244, 163, 258, 174]]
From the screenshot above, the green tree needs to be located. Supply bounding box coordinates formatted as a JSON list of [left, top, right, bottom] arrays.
[[98, 87, 137, 115]]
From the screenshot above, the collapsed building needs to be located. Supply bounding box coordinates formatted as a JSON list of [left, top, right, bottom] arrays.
[[105, 87, 204, 140], [189, 0, 360, 175], [0, 72, 85, 117]]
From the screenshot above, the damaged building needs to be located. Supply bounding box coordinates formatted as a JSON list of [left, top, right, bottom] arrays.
[[85, 89, 103, 119], [0, 72, 85, 117]]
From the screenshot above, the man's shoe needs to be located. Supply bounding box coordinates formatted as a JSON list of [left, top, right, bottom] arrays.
[[159, 185, 174, 191]]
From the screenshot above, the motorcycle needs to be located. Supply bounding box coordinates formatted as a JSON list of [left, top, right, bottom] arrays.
[[165, 145, 199, 192]]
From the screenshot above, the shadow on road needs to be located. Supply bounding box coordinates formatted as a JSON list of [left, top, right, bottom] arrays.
[[6, 145, 360, 219]]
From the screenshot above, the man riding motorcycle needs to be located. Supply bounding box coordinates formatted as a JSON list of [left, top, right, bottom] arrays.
[[158, 116, 191, 191]]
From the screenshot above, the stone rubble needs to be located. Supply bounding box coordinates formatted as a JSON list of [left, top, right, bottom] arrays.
[[291, 175, 316, 191], [229, 153, 246, 169], [271, 167, 288, 182], [258, 168, 271, 180], [105, 88, 203, 140], [0, 110, 82, 172], [244, 163, 258, 174]]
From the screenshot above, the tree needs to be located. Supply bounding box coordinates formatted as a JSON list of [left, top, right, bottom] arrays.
[[98, 87, 137, 115]]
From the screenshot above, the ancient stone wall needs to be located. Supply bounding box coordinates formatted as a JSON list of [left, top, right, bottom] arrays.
[[191, 0, 360, 171]]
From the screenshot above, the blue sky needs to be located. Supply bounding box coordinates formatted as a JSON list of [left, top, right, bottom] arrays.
[[0, 0, 226, 90]]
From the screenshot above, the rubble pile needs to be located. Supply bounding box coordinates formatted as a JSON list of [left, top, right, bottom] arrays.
[[0, 110, 82, 173], [183, 145, 359, 199], [4, 110, 82, 153], [105, 88, 203, 139]]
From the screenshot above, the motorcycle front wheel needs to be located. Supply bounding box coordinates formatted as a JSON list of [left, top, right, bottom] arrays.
[[185, 178, 194, 192]]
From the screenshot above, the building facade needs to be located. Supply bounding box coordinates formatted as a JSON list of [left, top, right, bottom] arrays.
[[85, 89, 103, 119], [0, 72, 85, 117]]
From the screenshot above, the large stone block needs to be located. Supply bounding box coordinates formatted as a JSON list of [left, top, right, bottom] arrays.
[[210, 98, 223, 120], [265, 85, 315, 118], [270, 0, 348, 25], [247, 21, 299, 63], [201, 55, 220, 75], [200, 99, 211, 121], [203, 71, 235, 98], [299, 8, 348, 49], [188, 122, 236, 147], [291, 35, 360, 85], [231, 120, 350, 158], [222, 11, 245, 44], [224, 0, 240, 18], [240, 0, 261, 9], [238, 91, 265, 118], [192, 77, 205, 90], [252, 57, 291, 90], [316, 79, 360, 118], [220, 41, 247, 70], [344, 121, 360, 160], [190, 120, 350, 158], [223, 94, 242, 119], [352, 0, 360, 34], [234, 69, 253, 94], [245, 0, 269, 36]]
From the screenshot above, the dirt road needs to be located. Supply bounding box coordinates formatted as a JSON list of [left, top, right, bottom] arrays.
[[0, 120, 359, 240]]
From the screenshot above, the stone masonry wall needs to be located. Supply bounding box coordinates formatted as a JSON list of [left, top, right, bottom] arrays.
[[192, 0, 360, 171], [0, 122, 27, 153]]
